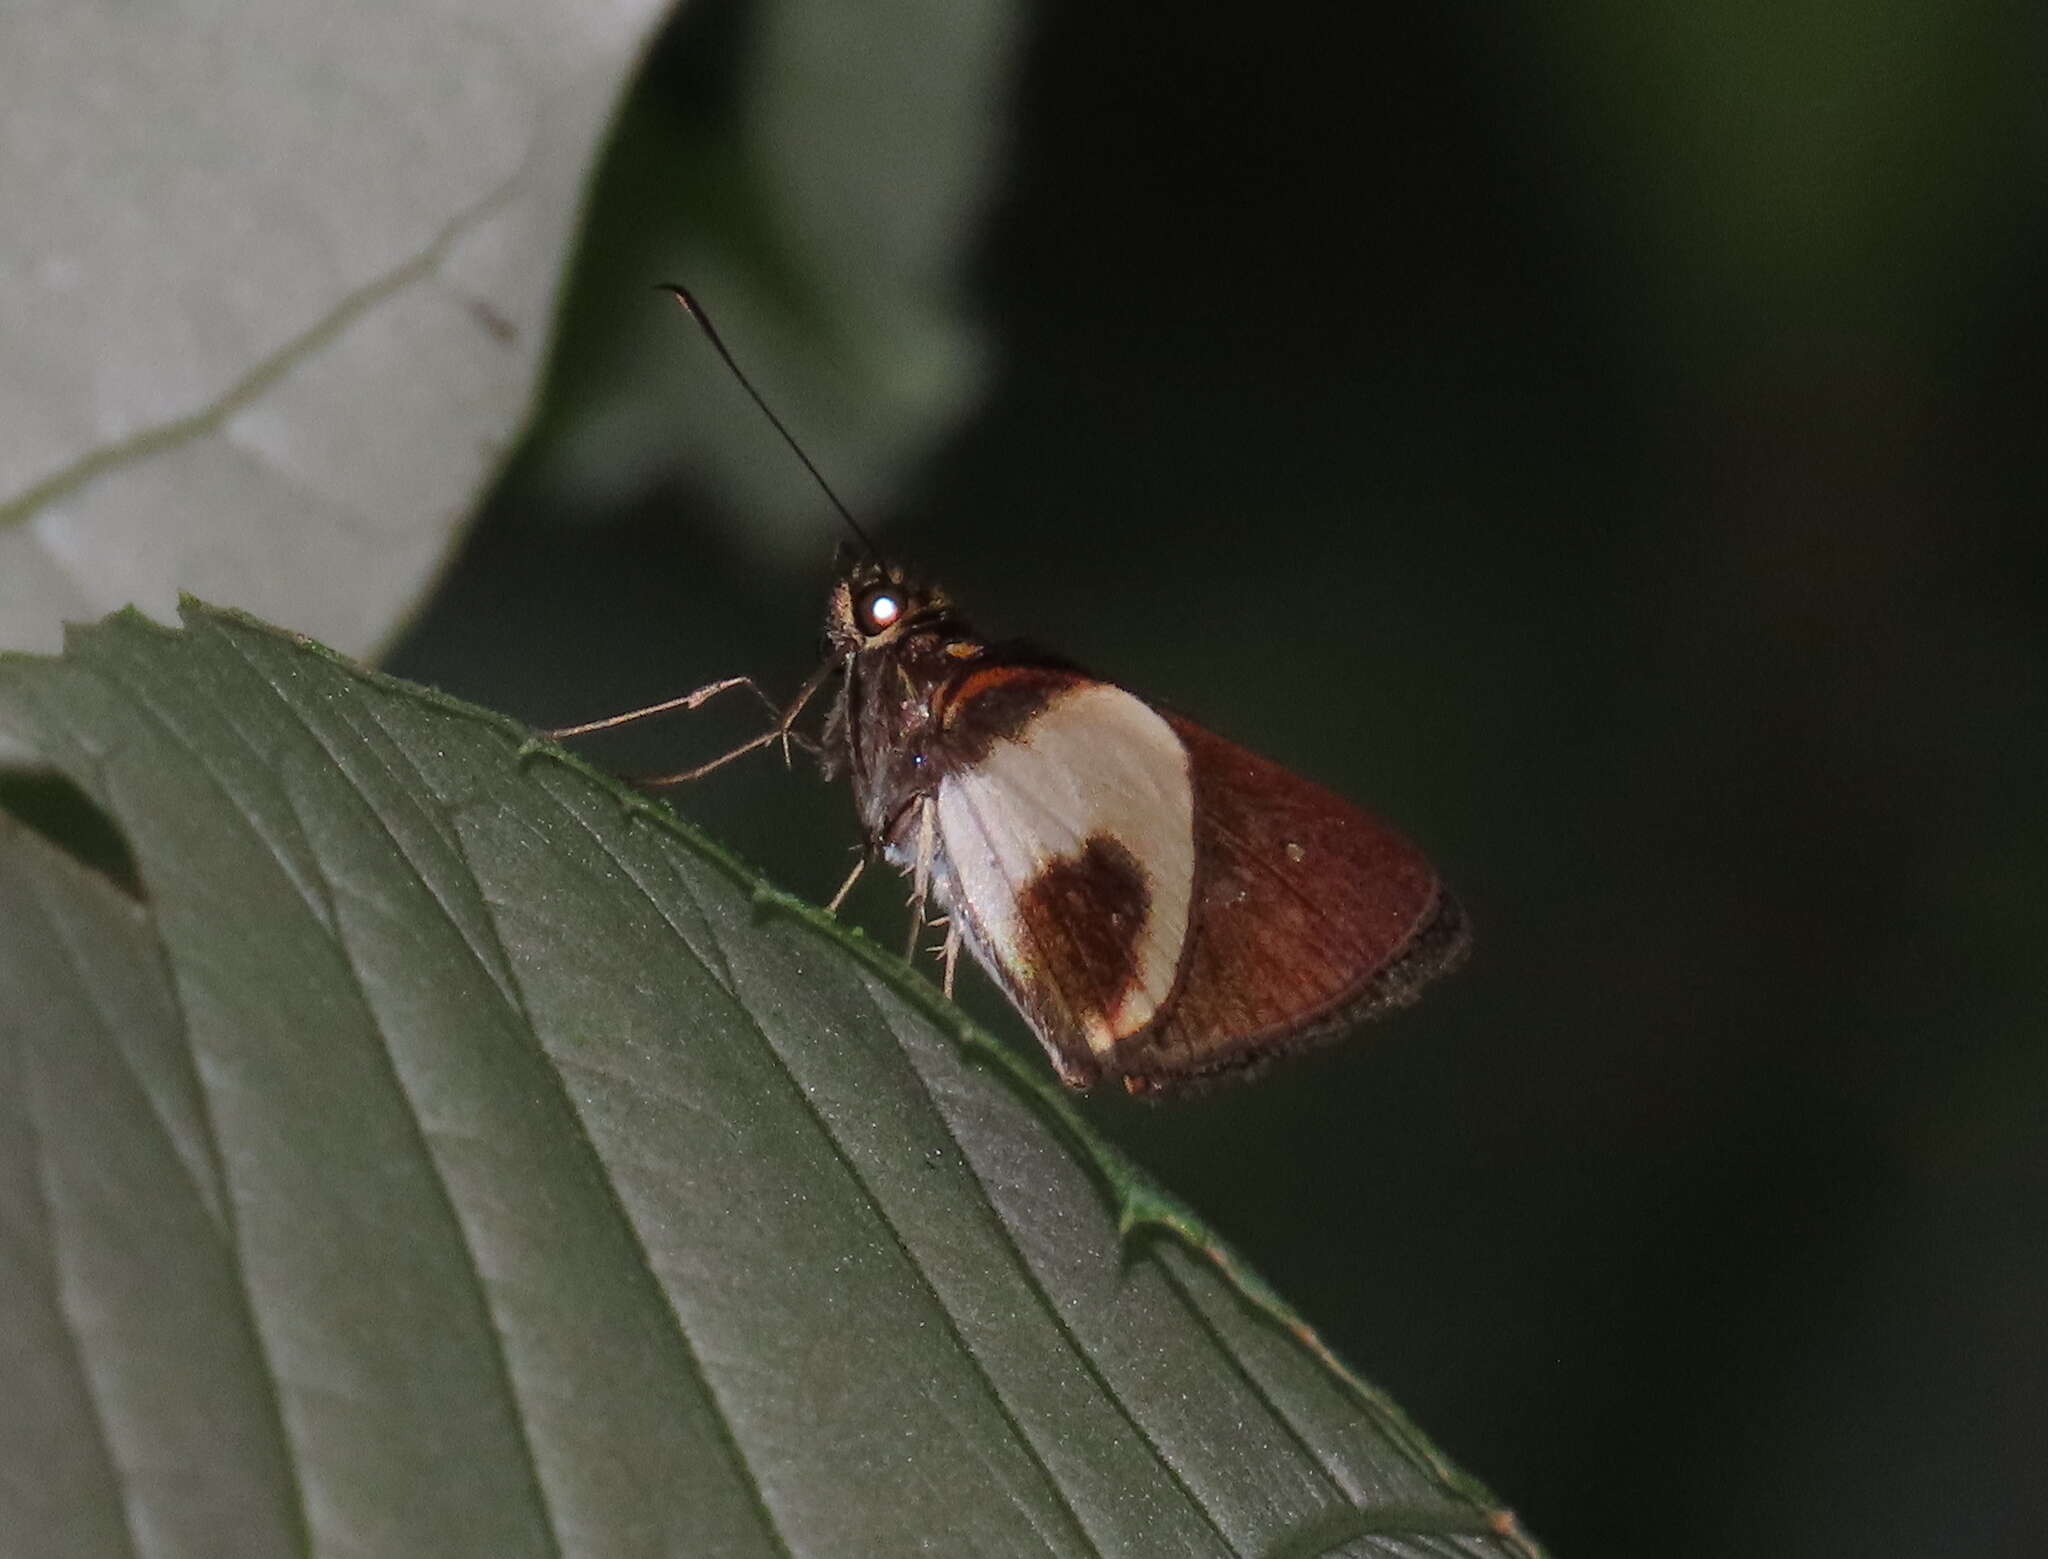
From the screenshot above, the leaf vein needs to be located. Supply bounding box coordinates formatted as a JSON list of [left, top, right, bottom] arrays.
[[223, 630, 527, 1016], [97, 658, 337, 931], [24, 678, 320, 1554], [848, 972, 1245, 1557], [1151, 1253, 1353, 1504], [564, 800, 1096, 1557], [439, 787, 797, 1559], [16, 1032, 143, 1559], [0, 163, 526, 532], [22, 850, 225, 1233], [262, 766, 567, 1559]]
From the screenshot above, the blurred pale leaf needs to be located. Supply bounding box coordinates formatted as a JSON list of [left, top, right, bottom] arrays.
[[521, 0, 1019, 562], [0, 603, 1542, 1558], [0, 0, 673, 684]]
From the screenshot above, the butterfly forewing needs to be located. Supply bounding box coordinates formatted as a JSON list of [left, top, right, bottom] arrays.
[[933, 678, 1196, 1088]]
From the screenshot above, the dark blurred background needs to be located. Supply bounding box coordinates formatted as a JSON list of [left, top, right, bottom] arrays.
[[387, 5, 2048, 1555]]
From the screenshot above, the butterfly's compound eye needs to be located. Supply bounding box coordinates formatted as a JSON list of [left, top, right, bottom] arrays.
[[856, 586, 903, 636]]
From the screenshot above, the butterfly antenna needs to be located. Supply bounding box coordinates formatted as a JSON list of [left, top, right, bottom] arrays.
[[658, 283, 882, 561]]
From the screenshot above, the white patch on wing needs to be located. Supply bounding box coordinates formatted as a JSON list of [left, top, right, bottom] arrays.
[[935, 684, 1195, 1054]]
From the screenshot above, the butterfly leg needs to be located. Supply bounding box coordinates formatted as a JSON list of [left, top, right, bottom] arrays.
[[940, 920, 961, 1001], [903, 798, 936, 961], [826, 851, 868, 915], [544, 675, 783, 740], [629, 665, 833, 788]]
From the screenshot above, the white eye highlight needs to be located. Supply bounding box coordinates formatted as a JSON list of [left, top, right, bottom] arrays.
[[859, 589, 903, 633]]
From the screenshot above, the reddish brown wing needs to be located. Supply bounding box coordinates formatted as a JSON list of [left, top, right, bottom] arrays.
[[1112, 715, 1468, 1094]]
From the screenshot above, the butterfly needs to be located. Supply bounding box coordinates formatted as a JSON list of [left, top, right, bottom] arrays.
[[554, 289, 1468, 1096], [561, 556, 1466, 1096], [823, 561, 1467, 1094]]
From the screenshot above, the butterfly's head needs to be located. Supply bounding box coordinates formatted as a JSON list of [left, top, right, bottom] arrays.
[[824, 561, 955, 658]]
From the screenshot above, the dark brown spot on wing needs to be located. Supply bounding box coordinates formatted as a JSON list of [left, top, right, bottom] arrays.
[[1016, 834, 1153, 1031]]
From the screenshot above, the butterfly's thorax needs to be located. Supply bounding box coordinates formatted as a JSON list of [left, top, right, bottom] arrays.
[[831, 622, 977, 852]]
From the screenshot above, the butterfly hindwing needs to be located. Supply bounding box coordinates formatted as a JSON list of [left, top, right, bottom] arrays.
[[1114, 715, 1467, 1093]]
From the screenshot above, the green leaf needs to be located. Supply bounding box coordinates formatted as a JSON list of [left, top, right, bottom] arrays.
[[0, 603, 1543, 1558]]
